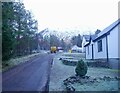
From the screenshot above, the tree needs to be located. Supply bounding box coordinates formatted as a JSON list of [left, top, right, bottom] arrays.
[[13, 2, 38, 55], [75, 60, 88, 77], [71, 34, 82, 47], [60, 39, 65, 50], [71, 36, 78, 45], [77, 34, 82, 47], [2, 2, 16, 60], [50, 35, 60, 47], [2, 2, 38, 60]]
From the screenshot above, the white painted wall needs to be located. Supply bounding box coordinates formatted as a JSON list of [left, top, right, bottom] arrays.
[[118, 24, 120, 58], [82, 37, 88, 53], [85, 23, 119, 60], [85, 44, 93, 59], [94, 37, 107, 59], [108, 24, 119, 58]]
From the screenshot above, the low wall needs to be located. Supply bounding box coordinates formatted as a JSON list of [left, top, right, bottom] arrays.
[[61, 57, 120, 70], [85, 59, 109, 68], [62, 59, 78, 66], [86, 58, 120, 69], [109, 58, 120, 69]]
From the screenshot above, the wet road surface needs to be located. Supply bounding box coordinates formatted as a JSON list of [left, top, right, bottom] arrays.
[[2, 53, 54, 92]]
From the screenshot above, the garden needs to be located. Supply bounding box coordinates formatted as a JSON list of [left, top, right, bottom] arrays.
[[49, 53, 119, 92]]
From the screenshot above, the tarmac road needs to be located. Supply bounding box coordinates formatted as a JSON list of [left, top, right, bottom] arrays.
[[2, 53, 54, 92]]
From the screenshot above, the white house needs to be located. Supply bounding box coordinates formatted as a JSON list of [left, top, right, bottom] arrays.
[[84, 19, 120, 69], [71, 45, 82, 53], [82, 35, 90, 53], [84, 35, 97, 59]]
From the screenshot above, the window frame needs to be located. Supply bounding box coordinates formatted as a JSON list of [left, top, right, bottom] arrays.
[[97, 39, 102, 52]]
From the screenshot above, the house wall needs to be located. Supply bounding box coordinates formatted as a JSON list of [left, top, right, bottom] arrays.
[[119, 23, 120, 58], [85, 44, 93, 59], [86, 37, 108, 60], [118, 25, 120, 69], [107, 25, 119, 69], [94, 37, 107, 59], [85, 22, 120, 69], [108, 25, 119, 58], [82, 37, 86, 53], [118, 23, 120, 69]]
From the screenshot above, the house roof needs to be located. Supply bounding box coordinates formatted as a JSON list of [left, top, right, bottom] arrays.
[[84, 19, 120, 47], [91, 34, 97, 40], [83, 35, 90, 42], [93, 19, 120, 42], [84, 35, 97, 47]]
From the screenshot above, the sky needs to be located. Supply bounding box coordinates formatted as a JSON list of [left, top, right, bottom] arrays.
[[23, 0, 119, 34]]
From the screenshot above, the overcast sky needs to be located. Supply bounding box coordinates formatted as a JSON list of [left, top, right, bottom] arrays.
[[23, 0, 119, 34]]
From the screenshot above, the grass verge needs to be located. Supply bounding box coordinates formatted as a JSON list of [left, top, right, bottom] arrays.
[[2, 53, 42, 72]]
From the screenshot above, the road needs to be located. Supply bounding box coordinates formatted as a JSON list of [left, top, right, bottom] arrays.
[[2, 53, 54, 92]]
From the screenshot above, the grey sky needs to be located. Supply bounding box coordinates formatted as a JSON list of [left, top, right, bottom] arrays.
[[23, 0, 119, 34]]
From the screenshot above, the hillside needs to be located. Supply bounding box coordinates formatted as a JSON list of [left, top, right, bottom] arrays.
[[39, 28, 89, 40]]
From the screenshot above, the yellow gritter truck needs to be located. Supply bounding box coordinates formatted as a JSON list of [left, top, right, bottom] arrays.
[[50, 46, 57, 53]]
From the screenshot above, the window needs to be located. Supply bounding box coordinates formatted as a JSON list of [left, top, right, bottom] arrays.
[[88, 46, 89, 54], [97, 40, 102, 52]]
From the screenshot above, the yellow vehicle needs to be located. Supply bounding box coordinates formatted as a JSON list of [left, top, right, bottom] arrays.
[[50, 46, 57, 53], [69, 49, 72, 53]]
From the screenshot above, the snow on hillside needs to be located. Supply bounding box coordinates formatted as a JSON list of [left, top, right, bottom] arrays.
[[39, 28, 92, 40]]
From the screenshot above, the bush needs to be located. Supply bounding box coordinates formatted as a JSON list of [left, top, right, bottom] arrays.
[[75, 59, 88, 77]]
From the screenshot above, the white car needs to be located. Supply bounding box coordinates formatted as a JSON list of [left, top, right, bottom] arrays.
[[58, 50, 63, 52]]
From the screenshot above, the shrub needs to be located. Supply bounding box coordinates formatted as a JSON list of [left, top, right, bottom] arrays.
[[75, 59, 88, 77]]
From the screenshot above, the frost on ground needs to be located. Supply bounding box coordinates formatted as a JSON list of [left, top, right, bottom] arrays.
[[49, 53, 76, 91], [73, 79, 119, 91], [64, 75, 119, 91], [49, 52, 119, 91], [2, 52, 44, 72], [0, 64, 2, 72]]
